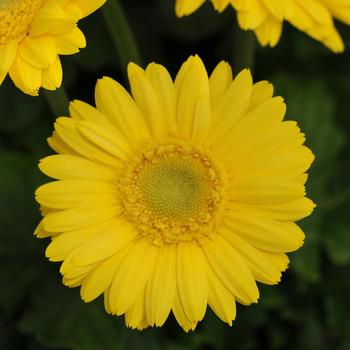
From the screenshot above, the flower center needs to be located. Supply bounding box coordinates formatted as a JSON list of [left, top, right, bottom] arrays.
[[118, 143, 226, 245], [0, 0, 43, 48], [139, 157, 210, 220]]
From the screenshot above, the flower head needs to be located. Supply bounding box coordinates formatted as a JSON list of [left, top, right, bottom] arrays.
[[176, 0, 350, 52], [35, 55, 315, 331], [0, 0, 105, 95]]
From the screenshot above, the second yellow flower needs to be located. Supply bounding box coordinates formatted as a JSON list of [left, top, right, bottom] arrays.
[[0, 0, 105, 96], [176, 0, 350, 52]]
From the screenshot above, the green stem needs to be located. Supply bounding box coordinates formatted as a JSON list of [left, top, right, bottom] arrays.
[[232, 23, 256, 72], [43, 87, 69, 116], [102, 0, 142, 69]]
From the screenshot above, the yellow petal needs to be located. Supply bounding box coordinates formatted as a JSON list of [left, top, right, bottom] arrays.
[[35, 180, 114, 209], [74, 0, 106, 17], [236, 0, 268, 29], [109, 239, 158, 315], [240, 147, 314, 179], [80, 247, 131, 303], [175, 55, 210, 140], [128, 62, 166, 138], [54, 27, 86, 55], [191, 94, 212, 142], [125, 291, 149, 330], [172, 287, 198, 332], [77, 120, 131, 160], [19, 36, 56, 68], [30, 2, 68, 36], [231, 176, 306, 205], [209, 61, 232, 107], [48, 131, 77, 155], [225, 209, 305, 252], [63, 275, 86, 288], [254, 15, 283, 47], [39, 154, 115, 181], [219, 120, 302, 164], [177, 244, 208, 322], [220, 226, 284, 284], [212, 0, 231, 12], [45, 220, 115, 261], [249, 80, 274, 110], [60, 257, 97, 279], [41, 57, 62, 90], [35, 219, 57, 239], [262, 0, 284, 21], [207, 262, 236, 326], [203, 236, 259, 304], [71, 220, 137, 266], [145, 62, 177, 137], [208, 69, 253, 143], [145, 245, 176, 327], [54, 117, 121, 167], [175, 0, 205, 17], [0, 40, 18, 85], [42, 197, 119, 233], [228, 197, 315, 221], [9, 54, 41, 96], [95, 77, 150, 145]]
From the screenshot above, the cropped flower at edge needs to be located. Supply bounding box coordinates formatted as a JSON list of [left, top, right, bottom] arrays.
[[35, 55, 315, 331], [0, 0, 106, 96], [175, 0, 350, 53]]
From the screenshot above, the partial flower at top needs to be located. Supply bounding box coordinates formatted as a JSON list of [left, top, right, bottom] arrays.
[[0, 0, 106, 96], [175, 0, 350, 52], [35, 55, 315, 331]]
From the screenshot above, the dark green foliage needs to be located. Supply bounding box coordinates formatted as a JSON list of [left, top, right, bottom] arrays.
[[0, 1, 349, 349]]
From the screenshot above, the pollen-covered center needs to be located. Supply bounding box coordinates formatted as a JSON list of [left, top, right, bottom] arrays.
[[119, 144, 226, 245], [139, 157, 209, 221], [0, 0, 44, 48]]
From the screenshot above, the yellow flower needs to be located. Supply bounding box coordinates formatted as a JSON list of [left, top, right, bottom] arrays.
[[0, 0, 105, 96], [35, 55, 315, 331], [176, 0, 350, 52]]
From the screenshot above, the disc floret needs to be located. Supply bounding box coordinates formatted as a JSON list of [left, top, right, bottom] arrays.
[[119, 143, 227, 245]]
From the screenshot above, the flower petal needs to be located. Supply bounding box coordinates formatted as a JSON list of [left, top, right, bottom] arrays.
[[145, 245, 176, 327], [109, 239, 158, 315], [203, 236, 259, 305], [225, 209, 305, 252], [176, 244, 208, 322]]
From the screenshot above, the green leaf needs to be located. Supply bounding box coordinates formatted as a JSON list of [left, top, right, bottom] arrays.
[[0, 80, 45, 133], [0, 152, 47, 315], [290, 226, 321, 283], [19, 283, 126, 350], [323, 207, 350, 265]]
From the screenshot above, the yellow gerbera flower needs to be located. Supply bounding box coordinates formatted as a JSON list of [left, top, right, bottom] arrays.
[[0, 0, 105, 96], [35, 55, 315, 331], [176, 0, 350, 52]]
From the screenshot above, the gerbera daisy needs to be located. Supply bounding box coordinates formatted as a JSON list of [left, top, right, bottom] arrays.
[[35, 55, 315, 331], [0, 0, 105, 96], [175, 0, 350, 52]]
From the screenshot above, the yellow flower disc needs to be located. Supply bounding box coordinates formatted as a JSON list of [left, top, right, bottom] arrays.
[[0, 0, 106, 95], [0, 0, 43, 48], [175, 0, 350, 52], [35, 55, 315, 331], [120, 143, 226, 245]]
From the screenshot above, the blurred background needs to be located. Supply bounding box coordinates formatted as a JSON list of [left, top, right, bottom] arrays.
[[0, 0, 349, 349]]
